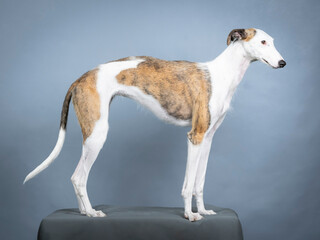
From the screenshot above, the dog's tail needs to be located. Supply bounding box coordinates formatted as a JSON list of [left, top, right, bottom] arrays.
[[23, 83, 76, 184]]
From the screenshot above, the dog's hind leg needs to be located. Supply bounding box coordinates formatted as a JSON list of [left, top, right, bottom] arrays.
[[71, 125, 109, 217], [70, 72, 112, 217]]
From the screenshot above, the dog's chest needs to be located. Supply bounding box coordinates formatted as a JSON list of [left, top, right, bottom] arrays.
[[207, 68, 240, 122]]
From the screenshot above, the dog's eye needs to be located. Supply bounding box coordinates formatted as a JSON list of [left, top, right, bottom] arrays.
[[261, 40, 266, 45]]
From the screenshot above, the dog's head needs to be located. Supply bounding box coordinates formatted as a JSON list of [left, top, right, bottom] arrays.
[[227, 28, 286, 69]]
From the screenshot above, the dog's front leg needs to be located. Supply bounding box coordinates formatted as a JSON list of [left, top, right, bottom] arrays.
[[181, 98, 212, 221], [193, 135, 216, 215], [181, 139, 203, 221], [193, 115, 226, 215]]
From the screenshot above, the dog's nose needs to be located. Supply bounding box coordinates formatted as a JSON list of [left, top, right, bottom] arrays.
[[278, 60, 286, 68]]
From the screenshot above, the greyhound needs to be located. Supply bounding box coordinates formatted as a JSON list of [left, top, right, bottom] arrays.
[[24, 28, 286, 221]]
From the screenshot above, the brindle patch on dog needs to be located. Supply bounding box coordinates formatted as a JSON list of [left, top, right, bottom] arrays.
[[115, 56, 211, 144], [72, 69, 101, 142], [244, 28, 256, 42]]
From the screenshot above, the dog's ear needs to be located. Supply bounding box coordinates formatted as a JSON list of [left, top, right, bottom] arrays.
[[227, 29, 247, 45]]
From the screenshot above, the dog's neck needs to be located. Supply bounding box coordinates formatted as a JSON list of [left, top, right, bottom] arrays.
[[206, 42, 251, 93]]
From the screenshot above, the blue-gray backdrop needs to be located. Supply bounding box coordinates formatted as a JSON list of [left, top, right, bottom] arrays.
[[1, 0, 319, 239]]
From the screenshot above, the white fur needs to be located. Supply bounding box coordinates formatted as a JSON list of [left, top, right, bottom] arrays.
[[244, 29, 284, 68], [181, 140, 204, 221], [23, 128, 65, 183]]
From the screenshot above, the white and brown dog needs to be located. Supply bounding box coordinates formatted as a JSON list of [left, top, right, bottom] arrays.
[[24, 28, 286, 221]]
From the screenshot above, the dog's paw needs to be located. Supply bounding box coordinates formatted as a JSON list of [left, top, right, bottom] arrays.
[[198, 209, 217, 215], [85, 209, 106, 217], [184, 211, 203, 222]]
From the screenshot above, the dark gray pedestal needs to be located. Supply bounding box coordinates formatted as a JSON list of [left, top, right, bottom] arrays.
[[38, 205, 243, 240]]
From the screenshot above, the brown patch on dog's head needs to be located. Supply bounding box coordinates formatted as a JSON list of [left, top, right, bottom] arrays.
[[227, 28, 256, 45], [243, 28, 256, 42]]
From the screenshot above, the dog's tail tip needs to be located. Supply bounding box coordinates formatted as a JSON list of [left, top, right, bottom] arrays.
[[23, 175, 30, 184], [23, 128, 66, 184]]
